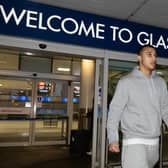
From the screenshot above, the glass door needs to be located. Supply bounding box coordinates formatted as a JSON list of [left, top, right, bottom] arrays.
[[0, 78, 32, 145], [33, 80, 69, 145], [0, 75, 76, 146]]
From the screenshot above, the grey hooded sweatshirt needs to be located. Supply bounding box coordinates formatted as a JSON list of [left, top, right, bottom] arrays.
[[107, 67, 168, 144]]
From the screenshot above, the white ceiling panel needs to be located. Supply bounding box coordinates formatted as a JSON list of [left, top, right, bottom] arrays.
[[103, 0, 146, 19], [30, 0, 144, 19], [129, 0, 168, 28], [29, 0, 168, 29]]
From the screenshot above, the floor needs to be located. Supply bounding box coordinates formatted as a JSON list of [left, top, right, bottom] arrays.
[[0, 145, 168, 168], [0, 145, 91, 168]]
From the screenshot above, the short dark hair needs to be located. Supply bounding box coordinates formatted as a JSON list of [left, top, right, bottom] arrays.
[[137, 45, 156, 55]]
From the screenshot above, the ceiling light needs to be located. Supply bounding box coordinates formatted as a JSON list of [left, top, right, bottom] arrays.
[[0, 84, 3, 87], [82, 59, 93, 63], [25, 52, 33, 55], [57, 68, 70, 72]]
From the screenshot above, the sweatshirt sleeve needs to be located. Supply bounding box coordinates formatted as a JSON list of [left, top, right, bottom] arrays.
[[107, 79, 128, 144], [161, 81, 168, 127]]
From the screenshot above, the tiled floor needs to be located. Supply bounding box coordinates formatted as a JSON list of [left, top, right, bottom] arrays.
[[0, 145, 91, 168]]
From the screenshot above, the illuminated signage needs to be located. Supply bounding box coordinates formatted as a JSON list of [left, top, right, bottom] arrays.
[[38, 81, 51, 93]]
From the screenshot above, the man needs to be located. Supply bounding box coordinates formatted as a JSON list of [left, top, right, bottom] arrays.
[[107, 45, 168, 168]]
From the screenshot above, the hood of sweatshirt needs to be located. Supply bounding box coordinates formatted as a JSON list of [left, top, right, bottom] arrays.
[[131, 66, 156, 78]]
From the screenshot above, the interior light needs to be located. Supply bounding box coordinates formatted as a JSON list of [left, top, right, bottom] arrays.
[[82, 59, 93, 63], [0, 84, 3, 87], [57, 68, 70, 72], [25, 52, 33, 55]]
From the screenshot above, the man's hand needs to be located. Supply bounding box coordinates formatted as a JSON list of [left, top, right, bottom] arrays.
[[108, 143, 120, 153]]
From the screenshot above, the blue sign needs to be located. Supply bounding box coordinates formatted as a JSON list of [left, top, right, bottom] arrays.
[[0, 0, 168, 57], [61, 97, 79, 103]]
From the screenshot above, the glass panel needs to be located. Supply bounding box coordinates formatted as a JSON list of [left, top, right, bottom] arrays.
[[0, 121, 29, 143], [35, 80, 68, 142], [0, 52, 19, 70], [35, 119, 67, 141], [0, 78, 32, 143], [0, 79, 32, 108], [52, 57, 81, 75], [20, 55, 51, 73], [72, 61, 80, 76], [52, 59, 71, 75]]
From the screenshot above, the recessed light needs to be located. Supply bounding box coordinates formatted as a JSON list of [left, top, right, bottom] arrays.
[[25, 52, 33, 56], [57, 68, 70, 72]]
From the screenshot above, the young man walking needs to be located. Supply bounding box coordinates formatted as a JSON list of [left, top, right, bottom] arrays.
[[107, 45, 168, 168]]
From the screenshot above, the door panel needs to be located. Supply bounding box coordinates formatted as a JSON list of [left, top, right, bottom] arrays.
[[33, 80, 68, 144], [0, 78, 32, 145]]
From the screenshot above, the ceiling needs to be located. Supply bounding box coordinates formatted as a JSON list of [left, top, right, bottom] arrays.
[[29, 0, 168, 29]]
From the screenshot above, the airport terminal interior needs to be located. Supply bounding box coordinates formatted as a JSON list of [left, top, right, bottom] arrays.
[[0, 48, 168, 168]]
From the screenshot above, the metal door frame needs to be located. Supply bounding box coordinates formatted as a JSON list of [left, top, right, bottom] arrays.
[[92, 57, 109, 168], [32, 79, 71, 146]]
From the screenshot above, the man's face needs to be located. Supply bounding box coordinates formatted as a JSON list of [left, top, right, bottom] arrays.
[[138, 47, 157, 71]]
